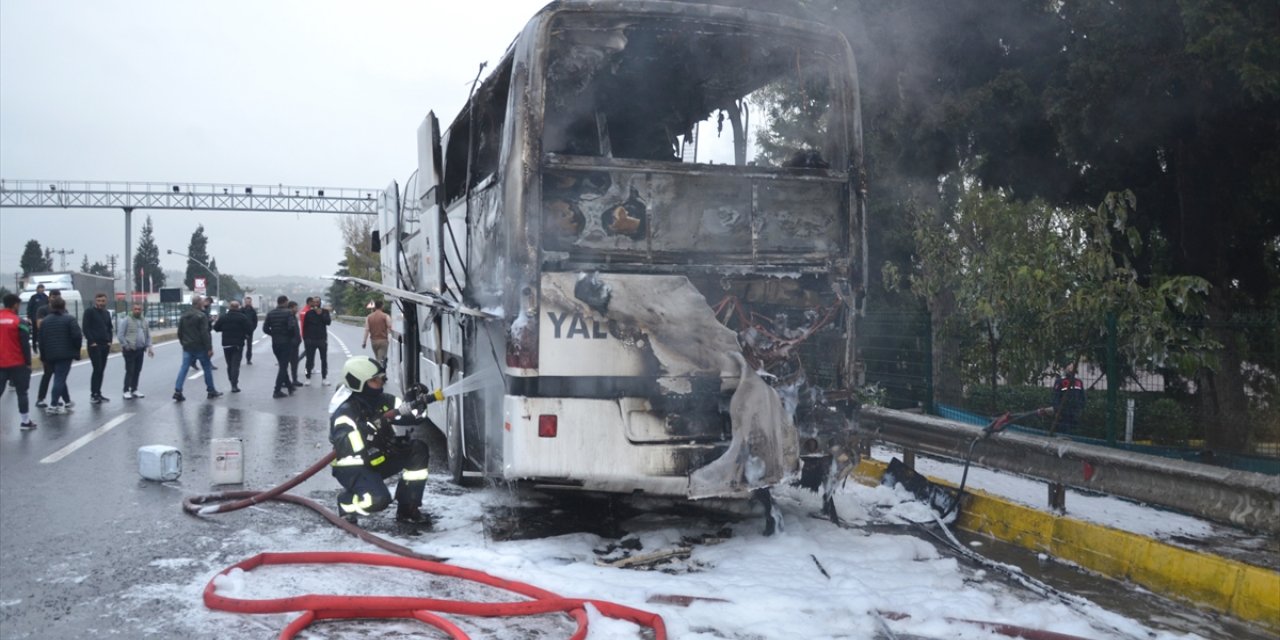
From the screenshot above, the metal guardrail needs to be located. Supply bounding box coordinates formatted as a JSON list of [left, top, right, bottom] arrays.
[[857, 406, 1280, 534], [0, 179, 379, 215]]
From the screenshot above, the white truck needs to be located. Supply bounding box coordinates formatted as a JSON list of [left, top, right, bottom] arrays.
[[19, 271, 117, 317]]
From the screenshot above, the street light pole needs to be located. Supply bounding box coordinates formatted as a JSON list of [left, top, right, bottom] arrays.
[[167, 249, 221, 301]]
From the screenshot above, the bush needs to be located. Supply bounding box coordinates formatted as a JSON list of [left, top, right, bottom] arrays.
[[1140, 398, 1193, 445]]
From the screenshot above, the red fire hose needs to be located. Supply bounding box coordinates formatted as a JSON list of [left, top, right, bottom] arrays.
[[183, 453, 667, 639], [206, 551, 666, 640]]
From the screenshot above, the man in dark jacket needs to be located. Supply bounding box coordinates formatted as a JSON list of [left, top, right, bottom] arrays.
[[213, 300, 252, 393], [288, 300, 302, 388], [82, 292, 114, 404], [173, 299, 221, 402], [242, 296, 259, 365], [302, 296, 333, 386], [38, 297, 82, 415], [32, 289, 59, 407], [25, 283, 47, 355], [261, 295, 300, 398]]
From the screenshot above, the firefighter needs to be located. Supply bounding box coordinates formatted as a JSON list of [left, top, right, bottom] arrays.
[[330, 356, 443, 526]]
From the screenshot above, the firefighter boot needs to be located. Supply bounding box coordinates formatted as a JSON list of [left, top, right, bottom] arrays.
[[336, 499, 359, 526], [395, 506, 431, 527]]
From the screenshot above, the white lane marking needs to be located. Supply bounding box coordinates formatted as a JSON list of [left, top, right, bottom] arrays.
[[67, 334, 178, 367], [328, 330, 352, 358], [40, 413, 135, 464]]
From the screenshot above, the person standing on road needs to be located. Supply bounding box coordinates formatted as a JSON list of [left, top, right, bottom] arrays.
[[262, 295, 300, 398], [329, 356, 442, 526], [362, 299, 392, 366], [116, 303, 153, 399], [289, 300, 303, 388], [242, 296, 259, 365], [25, 283, 47, 356], [33, 289, 60, 408], [303, 297, 333, 386], [38, 297, 82, 415], [0, 294, 37, 429], [192, 296, 218, 372], [1051, 362, 1086, 436], [173, 299, 222, 402], [213, 300, 251, 393], [82, 292, 114, 404]]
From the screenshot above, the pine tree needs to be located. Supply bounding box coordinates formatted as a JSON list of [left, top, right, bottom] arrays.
[[133, 215, 165, 292], [20, 240, 51, 276], [207, 257, 220, 298], [183, 225, 212, 293]]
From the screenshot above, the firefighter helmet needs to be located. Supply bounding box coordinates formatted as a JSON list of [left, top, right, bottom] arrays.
[[342, 356, 386, 392]]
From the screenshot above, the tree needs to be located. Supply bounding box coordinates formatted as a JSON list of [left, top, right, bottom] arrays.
[[20, 240, 51, 276], [80, 256, 112, 277], [216, 272, 244, 301], [1040, 0, 1280, 450], [894, 182, 1210, 412], [207, 257, 221, 298], [183, 225, 212, 293], [134, 215, 165, 293], [810, 0, 1279, 450], [327, 215, 382, 315], [327, 259, 355, 314]]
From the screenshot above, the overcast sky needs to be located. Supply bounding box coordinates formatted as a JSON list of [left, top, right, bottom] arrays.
[[0, 0, 548, 286]]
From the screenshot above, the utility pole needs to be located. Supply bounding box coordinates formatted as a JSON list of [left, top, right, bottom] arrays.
[[46, 248, 75, 271], [167, 249, 220, 302], [106, 254, 118, 277]]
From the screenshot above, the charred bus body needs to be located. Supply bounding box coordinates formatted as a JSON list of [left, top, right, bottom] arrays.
[[377, 0, 866, 499]]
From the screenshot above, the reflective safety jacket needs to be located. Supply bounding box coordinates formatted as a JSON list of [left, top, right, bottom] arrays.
[[330, 391, 412, 469]]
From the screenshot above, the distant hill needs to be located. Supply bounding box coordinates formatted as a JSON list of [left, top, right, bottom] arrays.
[[160, 269, 331, 302]]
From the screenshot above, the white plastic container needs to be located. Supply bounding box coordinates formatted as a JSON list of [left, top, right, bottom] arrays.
[[210, 437, 244, 485], [138, 445, 182, 481]]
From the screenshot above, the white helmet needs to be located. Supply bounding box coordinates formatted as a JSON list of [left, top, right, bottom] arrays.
[[341, 356, 386, 392]]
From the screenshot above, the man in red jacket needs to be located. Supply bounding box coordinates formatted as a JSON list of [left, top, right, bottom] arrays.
[[0, 294, 37, 429]]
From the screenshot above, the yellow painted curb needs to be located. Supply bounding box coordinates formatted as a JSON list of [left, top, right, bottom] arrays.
[[854, 458, 1280, 631]]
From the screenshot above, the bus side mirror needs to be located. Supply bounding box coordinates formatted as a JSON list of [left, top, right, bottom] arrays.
[[370, 231, 382, 253]]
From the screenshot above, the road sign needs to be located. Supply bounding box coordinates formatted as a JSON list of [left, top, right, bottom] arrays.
[[194, 277, 207, 295]]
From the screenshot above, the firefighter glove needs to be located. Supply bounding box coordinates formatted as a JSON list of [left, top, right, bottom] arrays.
[[362, 445, 386, 467]]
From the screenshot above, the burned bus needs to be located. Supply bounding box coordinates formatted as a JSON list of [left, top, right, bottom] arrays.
[[372, 0, 866, 500]]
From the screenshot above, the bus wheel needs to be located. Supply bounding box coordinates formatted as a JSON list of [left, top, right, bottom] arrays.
[[445, 371, 466, 485]]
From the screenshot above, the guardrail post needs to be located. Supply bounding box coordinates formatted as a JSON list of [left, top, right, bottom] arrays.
[[1048, 482, 1066, 512]]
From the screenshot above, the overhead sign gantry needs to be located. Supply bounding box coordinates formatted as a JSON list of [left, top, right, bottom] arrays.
[[0, 179, 378, 214], [0, 178, 382, 299]]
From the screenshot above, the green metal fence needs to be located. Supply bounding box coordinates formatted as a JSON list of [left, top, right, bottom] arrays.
[[858, 310, 1280, 468]]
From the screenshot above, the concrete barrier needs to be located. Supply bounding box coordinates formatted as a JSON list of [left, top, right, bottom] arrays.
[[855, 458, 1280, 632]]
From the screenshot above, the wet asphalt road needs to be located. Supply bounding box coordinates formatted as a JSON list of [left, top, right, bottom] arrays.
[[0, 322, 373, 638]]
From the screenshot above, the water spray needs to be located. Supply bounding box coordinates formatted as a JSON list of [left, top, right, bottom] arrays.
[[440, 368, 499, 398]]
